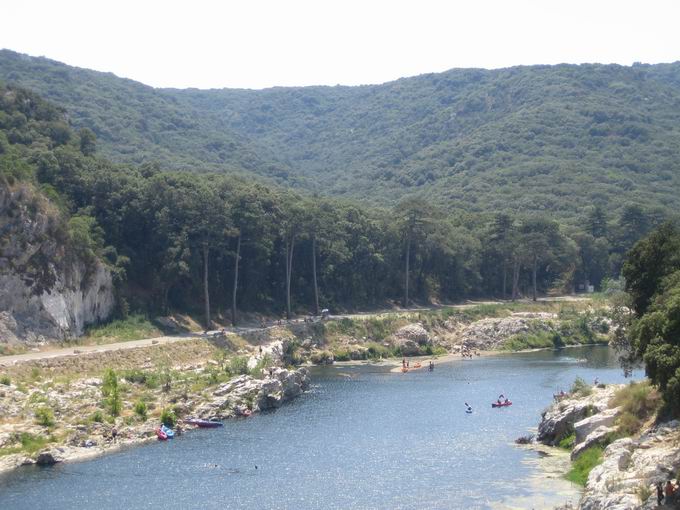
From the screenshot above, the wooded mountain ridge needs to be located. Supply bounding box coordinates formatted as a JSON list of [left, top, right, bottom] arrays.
[[2, 49, 680, 222]]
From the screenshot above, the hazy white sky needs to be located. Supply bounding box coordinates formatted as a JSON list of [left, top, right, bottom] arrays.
[[3, 0, 680, 90]]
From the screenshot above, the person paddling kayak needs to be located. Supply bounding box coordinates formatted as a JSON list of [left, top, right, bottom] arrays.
[[465, 402, 472, 413]]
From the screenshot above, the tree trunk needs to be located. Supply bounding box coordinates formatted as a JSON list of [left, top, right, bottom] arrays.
[[312, 234, 319, 315], [202, 242, 210, 331], [512, 259, 520, 301], [403, 233, 411, 308], [231, 233, 241, 326], [285, 235, 295, 320], [501, 262, 507, 299], [532, 255, 538, 302]]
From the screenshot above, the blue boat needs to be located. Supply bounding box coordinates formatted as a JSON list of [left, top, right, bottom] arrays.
[[161, 424, 175, 438]]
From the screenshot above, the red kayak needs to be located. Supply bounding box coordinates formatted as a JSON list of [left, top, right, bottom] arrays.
[[155, 427, 168, 440], [491, 401, 512, 408]]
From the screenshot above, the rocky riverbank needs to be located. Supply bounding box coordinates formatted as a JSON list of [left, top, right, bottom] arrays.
[[0, 353, 309, 475], [533, 382, 680, 509]]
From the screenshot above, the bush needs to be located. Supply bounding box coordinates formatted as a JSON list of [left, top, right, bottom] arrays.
[[570, 377, 592, 397], [90, 410, 104, 423], [228, 356, 249, 376], [558, 433, 576, 450], [565, 446, 604, 486], [160, 407, 177, 427], [0, 375, 10, 386], [121, 369, 148, 384], [133, 400, 147, 420], [35, 407, 55, 427], [101, 368, 118, 397], [610, 381, 661, 436], [107, 387, 122, 417]]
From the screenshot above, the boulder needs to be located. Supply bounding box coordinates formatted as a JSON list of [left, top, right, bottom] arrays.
[[35, 448, 65, 466], [392, 324, 430, 355], [537, 385, 618, 446], [574, 407, 620, 444], [571, 425, 616, 460]]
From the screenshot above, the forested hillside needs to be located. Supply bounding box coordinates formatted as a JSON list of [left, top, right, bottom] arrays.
[[2, 49, 680, 222], [2, 82, 660, 334]]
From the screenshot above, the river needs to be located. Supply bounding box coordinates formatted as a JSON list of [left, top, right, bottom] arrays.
[[0, 346, 639, 509]]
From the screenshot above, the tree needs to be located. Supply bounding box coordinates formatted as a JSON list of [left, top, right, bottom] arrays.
[[279, 194, 306, 319], [395, 197, 437, 308], [518, 218, 563, 301], [79, 128, 97, 156], [586, 205, 608, 239], [225, 183, 273, 326]]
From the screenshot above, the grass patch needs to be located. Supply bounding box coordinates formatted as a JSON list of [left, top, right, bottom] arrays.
[[83, 314, 163, 343], [34, 407, 55, 427], [610, 380, 662, 436], [0, 375, 11, 386], [558, 432, 576, 450], [0, 433, 53, 457], [565, 446, 603, 486]]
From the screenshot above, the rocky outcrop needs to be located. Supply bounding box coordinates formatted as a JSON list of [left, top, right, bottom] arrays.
[[537, 385, 619, 446], [0, 183, 114, 342], [580, 421, 680, 510], [457, 313, 557, 350], [391, 324, 431, 355], [194, 367, 310, 419]]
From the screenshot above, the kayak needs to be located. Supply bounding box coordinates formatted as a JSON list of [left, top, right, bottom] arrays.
[[184, 418, 224, 428], [465, 409, 473, 414], [413, 362, 422, 369], [155, 427, 168, 440], [161, 425, 175, 438], [491, 401, 512, 408], [401, 367, 409, 373]]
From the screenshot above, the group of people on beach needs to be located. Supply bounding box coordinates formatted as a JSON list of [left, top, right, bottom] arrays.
[[657, 479, 678, 506], [401, 358, 435, 371]]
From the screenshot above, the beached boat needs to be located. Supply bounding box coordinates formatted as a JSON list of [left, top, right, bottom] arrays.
[[184, 418, 224, 428], [161, 424, 175, 438], [491, 401, 512, 408], [156, 427, 168, 440]]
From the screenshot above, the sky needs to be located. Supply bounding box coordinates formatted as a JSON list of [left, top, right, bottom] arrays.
[[3, 0, 680, 90]]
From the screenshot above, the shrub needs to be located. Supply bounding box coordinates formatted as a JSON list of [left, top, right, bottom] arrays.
[[310, 350, 334, 365], [565, 446, 604, 486], [160, 407, 176, 427], [107, 387, 122, 417], [558, 433, 576, 450], [250, 354, 273, 377], [101, 368, 118, 397], [90, 410, 104, 423], [228, 356, 249, 376], [133, 400, 147, 420], [35, 407, 55, 427], [333, 349, 351, 362], [610, 381, 661, 436], [0, 375, 10, 386], [570, 377, 592, 397], [121, 369, 148, 384]]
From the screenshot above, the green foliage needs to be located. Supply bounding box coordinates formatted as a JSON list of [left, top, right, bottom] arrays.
[[160, 407, 176, 427], [228, 356, 249, 376], [34, 406, 55, 427], [90, 410, 104, 423], [0, 375, 11, 386], [107, 387, 122, 417], [0, 433, 52, 457], [101, 368, 118, 397], [85, 315, 162, 343], [565, 446, 604, 486], [624, 222, 680, 415], [133, 400, 147, 420], [558, 433, 576, 450], [570, 377, 592, 397], [610, 381, 662, 436]]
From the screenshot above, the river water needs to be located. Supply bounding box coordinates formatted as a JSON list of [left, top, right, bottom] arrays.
[[0, 346, 639, 510]]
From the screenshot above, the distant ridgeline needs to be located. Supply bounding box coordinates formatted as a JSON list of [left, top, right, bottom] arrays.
[[2, 49, 680, 222], [0, 54, 678, 335]]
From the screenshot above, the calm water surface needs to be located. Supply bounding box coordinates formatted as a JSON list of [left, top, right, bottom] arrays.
[[0, 346, 639, 509]]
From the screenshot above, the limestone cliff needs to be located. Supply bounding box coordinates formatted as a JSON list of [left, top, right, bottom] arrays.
[[0, 182, 114, 343]]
